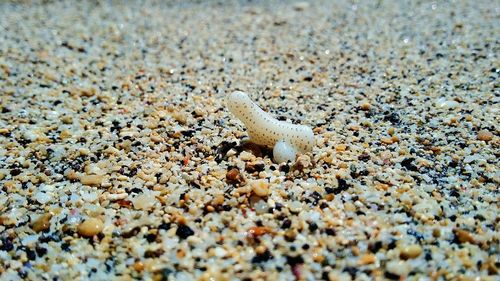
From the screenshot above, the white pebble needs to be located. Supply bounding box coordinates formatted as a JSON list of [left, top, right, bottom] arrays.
[[435, 98, 459, 109], [35, 191, 52, 204]]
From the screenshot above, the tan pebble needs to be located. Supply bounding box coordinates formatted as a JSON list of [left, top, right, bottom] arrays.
[[133, 193, 157, 210], [59, 130, 72, 139], [133, 261, 144, 272], [172, 112, 187, 124], [79, 87, 96, 97], [284, 229, 297, 241], [4, 181, 15, 189], [360, 103, 371, 111], [212, 194, 224, 206], [193, 107, 205, 117], [335, 144, 347, 152], [61, 116, 73, 124], [477, 130, 493, 141], [344, 202, 356, 212], [31, 213, 52, 232], [381, 137, 393, 144], [352, 246, 360, 256], [77, 217, 104, 237], [0, 128, 10, 135], [66, 170, 78, 181], [294, 154, 312, 170], [255, 245, 267, 255], [453, 228, 475, 244], [358, 253, 377, 265], [252, 179, 269, 197], [80, 174, 103, 186], [432, 228, 441, 238], [400, 244, 422, 259], [388, 127, 395, 135], [465, 115, 473, 121]]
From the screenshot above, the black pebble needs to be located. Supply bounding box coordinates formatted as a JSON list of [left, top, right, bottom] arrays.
[[384, 271, 400, 280], [401, 158, 418, 171], [281, 219, 292, 229], [343, 267, 358, 279], [158, 222, 171, 231], [10, 169, 22, 176], [176, 224, 194, 239], [0, 238, 14, 251], [309, 222, 318, 232], [325, 228, 336, 236], [35, 246, 47, 257], [251, 249, 273, 263], [286, 255, 304, 266]]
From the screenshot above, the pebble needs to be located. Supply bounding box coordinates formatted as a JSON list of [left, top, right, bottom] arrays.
[[358, 253, 376, 265], [453, 228, 475, 244], [226, 168, 243, 184], [79, 174, 104, 186], [251, 179, 269, 197], [34, 191, 52, 204], [132, 192, 157, 210], [77, 218, 104, 237], [477, 130, 493, 142], [435, 98, 460, 109], [399, 244, 422, 259], [359, 102, 371, 111], [288, 201, 303, 213], [31, 213, 52, 232]]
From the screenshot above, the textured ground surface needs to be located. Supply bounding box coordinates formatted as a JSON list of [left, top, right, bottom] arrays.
[[0, 0, 499, 280]]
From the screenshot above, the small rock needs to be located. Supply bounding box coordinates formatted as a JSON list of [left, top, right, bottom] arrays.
[[176, 224, 194, 239], [245, 161, 265, 173], [335, 144, 347, 152], [133, 261, 145, 272], [80, 174, 104, 186], [172, 112, 187, 124], [226, 167, 243, 184], [77, 217, 104, 237], [132, 192, 157, 210], [34, 191, 52, 204], [251, 179, 269, 197], [358, 253, 376, 265], [288, 201, 302, 213], [211, 194, 224, 206], [294, 154, 312, 171], [399, 244, 422, 259], [360, 103, 371, 111], [435, 98, 459, 109], [381, 137, 394, 145], [31, 213, 52, 232], [453, 228, 475, 244], [247, 226, 272, 238], [477, 130, 493, 142]]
